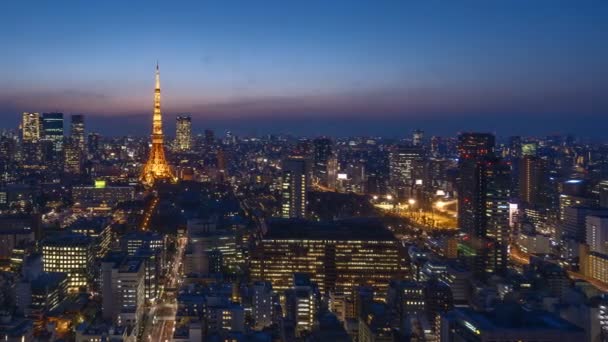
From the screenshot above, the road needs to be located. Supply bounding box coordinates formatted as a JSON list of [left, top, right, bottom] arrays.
[[143, 236, 187, 341]]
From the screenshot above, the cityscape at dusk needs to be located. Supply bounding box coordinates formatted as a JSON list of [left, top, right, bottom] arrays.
[[1, 1, 608, 342]]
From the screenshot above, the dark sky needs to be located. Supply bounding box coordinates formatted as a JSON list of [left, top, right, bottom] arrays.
[[1, 1, 607, 137]]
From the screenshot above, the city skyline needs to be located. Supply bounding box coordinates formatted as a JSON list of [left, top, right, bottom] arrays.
[[1, 1, 608, 136]]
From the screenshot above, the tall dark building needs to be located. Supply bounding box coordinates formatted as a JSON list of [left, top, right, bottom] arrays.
[[458, 133, 495, 231], [458, 133, 510, 278], [519, 155, 547, 207], [42, 112, 64, 153], [281, 156, 310, 218], [313, 138, 334, 187], [70, 114, 85, 151], [204, 129, 215, 147], [87, 132, 100, 159]]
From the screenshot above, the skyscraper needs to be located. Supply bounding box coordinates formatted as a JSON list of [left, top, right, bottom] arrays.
[[412, 129, 424, 147], [281, 156, 310, 218], [519, 155, 547, 207], [458, 133, 495, 230], [140, 64, 176, 186], [458, 133, 510, 277], [21, 112, 41, 142], [70, 114, 85, 151], [389, 145, 424, 198], [175, 115, 192, 151], [87, 132, 100, 159], [313, 138, 334, 187], [42, 112, 64, 153]]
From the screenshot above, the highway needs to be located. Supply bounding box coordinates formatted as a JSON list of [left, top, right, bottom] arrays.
[[143, 236, 187, 342]]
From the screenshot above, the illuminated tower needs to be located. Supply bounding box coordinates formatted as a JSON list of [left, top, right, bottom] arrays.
[[140, 63, 176, 186]]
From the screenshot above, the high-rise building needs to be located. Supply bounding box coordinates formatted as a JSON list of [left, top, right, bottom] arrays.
[[101, 254, 146, 332], [313, 138, 334, 187], [281, 156, 310, 218], [413, 129, 424, 147], [457, 133, 495, 232], [70, 114, 85, 151], [586, 214, 608, 255], [42, 112, 64, 152], [251, 218, 406, 297], [458, 135, 510, 278], [140, 64, 176, 186], [64, 137, 83, 174], [204, 129, 215, 147], [87, 132, 100, 159], [21, 112, 41, 142], [519, 155, 547, 207], [41, 234, 94, 292], [389, 145, 424, 198], [284, 274, 320, 337], [251, 281, 274, 330], [175, 115, 192, 151], [457, 133, 494, 162]]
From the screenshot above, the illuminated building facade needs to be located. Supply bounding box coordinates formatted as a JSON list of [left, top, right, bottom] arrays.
[[140, 64, 176, 186], [175, 115, 192, 151], [42, 112, 64, 153], [72, 181, 134, 209], [281, 156, 310, 218], [313, 138, 335, 188], [389, 145, 424, 198], [251, 219, 406, 298], [21, 112, 41, 142], [70, 114, 85, 151], [284, 273, 320, 337], [63, 137, 83, 174], [41, 234, 94, 292], [101, 255, 146, 332]]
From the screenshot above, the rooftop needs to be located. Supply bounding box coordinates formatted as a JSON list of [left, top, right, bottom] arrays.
[[264, 218, 396, 241], [446, 304, 584, 332]]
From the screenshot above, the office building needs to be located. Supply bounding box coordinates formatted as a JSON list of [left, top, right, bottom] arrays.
[[413, 129, 424, 147], [519, 155, 547, 207], [72, 181, 134, 209], [21, 112, 41, 142], [251, 281, 274, 330], [87, 132, 100, 159], [251, 218, 405, 297], [313, 137, 335, 187], [458, 156, 511, 278], [100, 255, 146, 332], [284, 274, 320, 337], [70, 114, 85, 151], [175, 115, 192, 151], [41, 234, 94, 292], [281, 156, 310, 218], [41, 112, 64, 153], [586, 214, 608, 254], [63, 137, 83, 174], [389, 145, 424, 198]]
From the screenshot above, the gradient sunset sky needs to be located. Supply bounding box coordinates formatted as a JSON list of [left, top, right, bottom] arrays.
[[1, 1, 607, 136]]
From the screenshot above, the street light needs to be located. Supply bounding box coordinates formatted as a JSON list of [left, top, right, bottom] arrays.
[[408, 198, 416, 206], [386, 195, 393, 201]]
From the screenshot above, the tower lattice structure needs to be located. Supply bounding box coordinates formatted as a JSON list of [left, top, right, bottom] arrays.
[[140, 64, 176, 186]]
